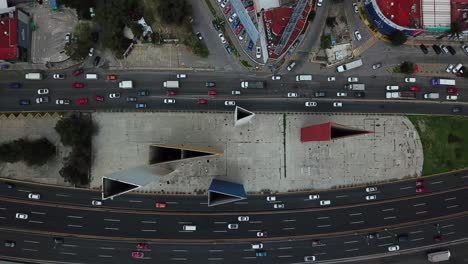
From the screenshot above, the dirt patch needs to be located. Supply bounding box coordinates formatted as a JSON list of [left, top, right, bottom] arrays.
[[325, 0, 350, 45]]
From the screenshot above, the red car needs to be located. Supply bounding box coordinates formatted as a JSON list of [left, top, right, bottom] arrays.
[[166, 90, 177, 96], [416, 186, 426, 193], [197, 99, 207, 104], [433, 235, 443, 242], [207, 90, 217, 96], [246, 5, 254, 12], [72, 68, 83, 76], [235, 24, 244, 35], [447, 87, 458, 94], [75, 98, 88, 105], [131, 252, 144, 259], [106, 74, 117, 81], [223, 4, 231, 14], [155, 202, 166, 208], [72, 82, 84, 88], [408, 86, 419, 91], [136, 243, 148, 250], [415, 180, 424, 187], [95, 96, 104, 102], [312, 239, 321, 245]]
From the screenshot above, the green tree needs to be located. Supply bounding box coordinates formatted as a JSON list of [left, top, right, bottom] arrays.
[[158, 0, 192, 25], [58, 0, 94, 19], [129, 22, 144, 39], [64, 23, 94, 61], [55, 115, 97, 146], [389, 30, 407, 46], [400, 61, 414, 74], [320, 34, 332, 49], [0, 138, 56, 166]]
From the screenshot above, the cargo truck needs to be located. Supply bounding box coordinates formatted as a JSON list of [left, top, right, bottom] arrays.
[[344, 83, 365, 90], [118, 80, 133, 89], [427, 250, 450, 262], [336, 59, 363, 72], [424, 93, 440, 99], [25, 73, 43, 80], [241, 81, 265, 89], [163, 81, 179, 88], [386, 91, 416, 99]]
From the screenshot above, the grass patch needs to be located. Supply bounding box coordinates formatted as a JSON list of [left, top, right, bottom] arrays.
[[241, 60, 252, 68], [408, 115, 468, 175], [204, 0, 216, 16]]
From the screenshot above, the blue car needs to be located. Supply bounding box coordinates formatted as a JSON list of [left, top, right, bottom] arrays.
[[136, 103, 146, 109], [255, 251, 267, 257], [19, 99, 30, 105], [247, 41, 254, 52], [9, 83, 21, 89], [231, 18, 240, 29]]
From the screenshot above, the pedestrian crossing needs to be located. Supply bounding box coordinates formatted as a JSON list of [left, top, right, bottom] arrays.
[[352, 36, 378, 57]]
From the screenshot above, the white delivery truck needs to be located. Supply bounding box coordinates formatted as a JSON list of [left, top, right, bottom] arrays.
[[295, 75, 313, 81], [118, 80, 133, 89], [336, 59, 363, 72], [25, 73, 43, 80], [163, 81, 180, 88], [427, 250, 450, 262]]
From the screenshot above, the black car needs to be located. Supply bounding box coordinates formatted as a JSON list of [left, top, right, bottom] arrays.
[[367, 232, 379, 239], [19, 99, 30, 105], [432, 44, 442, 55], [53, 237, 64, 244], [206, 81, 216, 87], [452, 106, 462, 113], [315, 91, 327, 97], [137, 90, 149, 96], [93, 56, 101, 66], [446, 45, 456, 55], [354, 91, 365, 98], [397, 234, 409, 242], [91, 32, 99, 43], [9, 82, 21, 89], [4, 241, 15, 247], [419, 44, 428, 54], [225, 46, 232, 54], [126, 96, 137, 102]]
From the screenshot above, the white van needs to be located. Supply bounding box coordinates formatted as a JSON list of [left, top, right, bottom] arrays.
[[85, 73, 98, 80], [183, 225, 197, 231], [453, 63, 463, 74], [296, 75, 313, 81], [251, 243, 263, 249]]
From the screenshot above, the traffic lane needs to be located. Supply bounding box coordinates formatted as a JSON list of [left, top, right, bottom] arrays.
[[0, 214, 465, 264], [1, 187, 467, 239]]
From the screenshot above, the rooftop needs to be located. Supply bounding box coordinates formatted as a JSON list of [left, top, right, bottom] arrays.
[[376, 0, 422, 28], [0, 10, 17, 60]]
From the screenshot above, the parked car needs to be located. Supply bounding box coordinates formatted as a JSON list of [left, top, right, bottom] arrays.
[[228, 13, 238, 23], [317, 0, 323, 6], [446, 45, 456, 55], [462, 45, 468, 55], [247, 41, 254, 52], [352, 3, 358, 13], [223, 3, 231, 14], [440, 45, 449, 54], [196, 32, 203, 40], [256, 46, 261, 58], [446, 64, 455, 73], [419, 44, 428, 54], [93, 56, 101, 66], [432, 44, 442, 55], [235, 24, 244, 35], [218, 33, 227, 44], [88, 47, 94, 57], [354, 30, 362, 41], [447, 87, 458, 94]]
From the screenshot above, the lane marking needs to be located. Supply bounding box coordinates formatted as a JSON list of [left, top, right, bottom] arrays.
[[317, 224, 331, 228], [24, 240, 39, 244], [104, 227, 119, 231], [447, 205, 459, 209], [199, 202, 208, 205], [444, 197, 456, 201], [250, 221, 262, 224], [214, 222, 227, 224], [29, 221, 43, 224], [18, 189, 30, 193], [172, 250, 188, 252], [442, 224, 454, 229], [336, 195, 349, 198], [171, 258, 188, 260], [247, 229, 262, 232], [128, 200, 142, 203], [278, 255, 293, 258], [446, 232, 455, 235], [141, 221, 157, 224], [166, 202, 179, 204], [431, 181, 444, 185], [409, 230, 423, 234], [282, 219, 296, 222], [0, 207, 6, 210], [461, 175, 468, 179], [141, 229, 157, 232], [243, 257, 256, 259], [99, 255, 113, 258], [277, 247, 292, 250], [384, 216, 397, 220], [104, 219, 120, 222], [63, 244, 77, 248], [178, 222, 192, 224], [350, 221, 365, 224], [208, 249, 224, 252], [317, 216, 329, 220], [60, 252, 77, 256], [378, 243, 393, 247], [213, 230, 227, 233], [282, 227, 296, 230], [382, 208, 394, 212], [208, 258, 224, 260], [345, 248, 359, 252], [31, 211, 46, 215], [100, 247, 115, 250], [67, 216, 83, 219], [234, 202, 248, 204], [411, 238, 424, 242], [315, 252, 327, 256], [344, 240, 358, 244], [415, 211, 427, 215], [412, 203, 426, 207], [399, 186, 412, 190], [56, 194, 70, 197], [22, 248, 38, 252], [378, 236, 391, 240], [349, 213, 362, 216], [67, 225, 82, 228]]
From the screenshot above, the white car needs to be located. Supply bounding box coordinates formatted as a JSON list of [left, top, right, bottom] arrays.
[[388, 245, 400, 252], [15, 213, 28, 220], [228, 13, 238, 23], [218, 33, 227, 44], [304, 256, 316, 262], [446, 95, 458, 101], [317, 0, 323, 6], [257, 231, 266, 237], [272, 75, 281, 80], [273, 203, 285, 209], [308, 194, 320, 200], [320, 200, 331, 206], [227, 223, 238, 229], [91, 200, 102, 206], [176, 73, 187, 79], [53, 73, 65, 79], [225, 101, 235, 106], [462, 45, 468, 55], [446, 64, 455, 73], [238, 216, 249, 222], [37, 89, 49, 95], [333, 102, 343, 107], [220, 0, 229, 8], [28, 193, 40, 200], [347, 77, 359, 82], [366, 187, 377, 192], [65, 32, 71, 43], [353, 3, 358, 13], [266, 196, 276, 202], [287, 92, 298, 98], [337, 92, 348, 97], [386, 85, 399, 91], [256, 47, 261, 59], [327, 76, 336, 81], [56, 99, 70, 105], [366, 195, 377, 200], [354, 30, 362, 41], [452, 63, 463, 74], [305, 101, 317, 107], [404, 77, 416, 83], [232, 90, 241, 95], [164, 98, 176, 104], [88, 47, 94, 57], [109, 93, 121, 99]]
